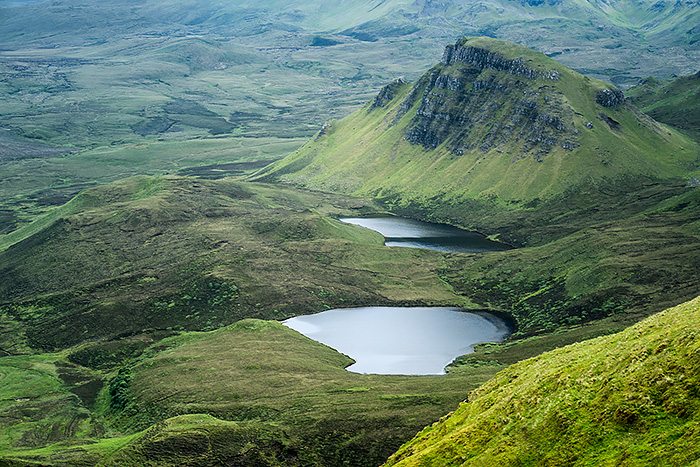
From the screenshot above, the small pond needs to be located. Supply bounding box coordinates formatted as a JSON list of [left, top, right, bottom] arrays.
[[340, 215, 509, 254], [283, 306, 511, 375]]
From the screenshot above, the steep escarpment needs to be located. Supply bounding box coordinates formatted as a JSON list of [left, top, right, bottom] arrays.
[[254, 37, 698, 209], [404, 40, 573, 158]]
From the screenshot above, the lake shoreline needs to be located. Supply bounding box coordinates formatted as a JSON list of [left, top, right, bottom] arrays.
[[339, 214, 511, 254]]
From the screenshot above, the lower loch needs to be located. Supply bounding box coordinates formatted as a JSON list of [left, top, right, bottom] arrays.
[[283, 306, 512, 375]]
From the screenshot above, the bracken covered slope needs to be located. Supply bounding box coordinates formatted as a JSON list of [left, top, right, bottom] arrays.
[[383, 295, 700, 467], [0, 176, 463, 354]]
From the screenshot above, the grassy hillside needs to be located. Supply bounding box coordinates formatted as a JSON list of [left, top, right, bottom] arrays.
[[383, 294, 700, 467], [0, 176, 472, 354], [0, 176, 499, 466], [247, 34, 700, 410], [1, 11, 699, 465], [254, 37, 699, 214], [1, 173, 699, 466], [627, 71, 700, 143], [0, 135, 305, 238]]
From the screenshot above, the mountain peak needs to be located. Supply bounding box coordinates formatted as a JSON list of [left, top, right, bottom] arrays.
[[253, 37, 697, 203]]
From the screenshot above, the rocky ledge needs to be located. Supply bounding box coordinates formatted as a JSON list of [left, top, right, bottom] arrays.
[[371, 78, 408, 110], [401, 41, 576, 157], [441, 43, 560, 81]]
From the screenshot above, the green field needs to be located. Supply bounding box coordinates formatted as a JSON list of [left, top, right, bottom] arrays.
[[2, 0, 699, 233], [627, 71, 700, 143]]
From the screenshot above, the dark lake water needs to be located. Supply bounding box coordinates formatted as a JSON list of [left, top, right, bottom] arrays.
[[339, 215, 510, 254], [283, 307, 511, 375]]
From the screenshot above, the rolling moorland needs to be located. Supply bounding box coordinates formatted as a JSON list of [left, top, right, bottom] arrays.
[[1, 1, 700, 466]]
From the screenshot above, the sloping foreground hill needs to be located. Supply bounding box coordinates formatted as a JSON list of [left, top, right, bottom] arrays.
[[383, 295, 700, 467], [253, 37, 699, 242], [0, 176, 491, 467]]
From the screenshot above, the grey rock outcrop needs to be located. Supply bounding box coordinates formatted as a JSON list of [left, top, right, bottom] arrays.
[[595, 89, 625, 107], [441, 44, 540, 79], [441, 41, 560, 81], [371, 78, 408, 110]]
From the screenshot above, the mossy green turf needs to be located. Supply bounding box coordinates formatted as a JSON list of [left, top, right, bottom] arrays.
[[383, 295, 700, 467], [254, 37, 699, 206], [1, 173, 699, 465], [0, 136, 306, 235], [0, 176, 490, 466], [1, 23, 699, 467]]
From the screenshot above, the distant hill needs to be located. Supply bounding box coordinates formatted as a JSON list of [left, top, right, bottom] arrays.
[[627, 71, 700, 142], [254, 37, 698, 211], [2, 0, 698, 84], [1, 0, 699, 149], [383, 295, 700, 466], [251, 36, 700, 349]]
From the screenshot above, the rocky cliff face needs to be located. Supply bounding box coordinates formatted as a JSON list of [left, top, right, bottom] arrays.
[[403, 40, 577, 160], [370, 77, 408, 110], [440, 43, 560, 80]]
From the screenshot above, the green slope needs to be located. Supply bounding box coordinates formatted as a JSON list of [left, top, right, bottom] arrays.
[[94, 320, 500, 467], [2, 172, 697, 466], [383, 294, 700, 466], [0, 176, 495, 466], [627, 71, 700, 143], [0, 320, 505, 467]]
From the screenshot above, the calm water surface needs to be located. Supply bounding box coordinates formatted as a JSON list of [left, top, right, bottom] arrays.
[[340, 215, 509, 254], [283, 307, 511, 375]]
